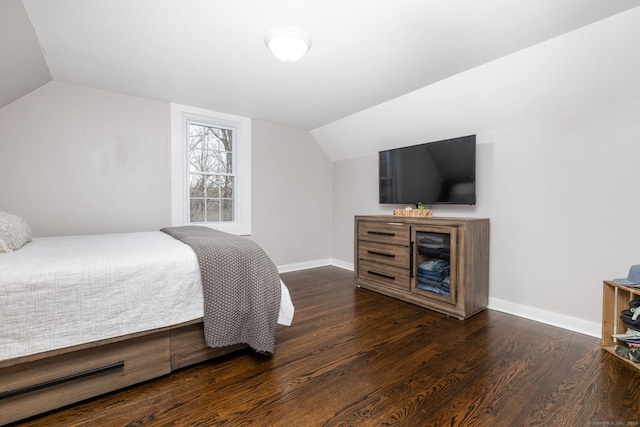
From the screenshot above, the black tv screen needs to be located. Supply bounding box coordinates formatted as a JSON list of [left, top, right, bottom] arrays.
[[379, 135, 476, 205]]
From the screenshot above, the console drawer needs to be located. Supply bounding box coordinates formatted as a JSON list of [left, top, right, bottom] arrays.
[[358, 240, 410, 269], [358, 221, 409, 246], [359, 260, 410, 291]]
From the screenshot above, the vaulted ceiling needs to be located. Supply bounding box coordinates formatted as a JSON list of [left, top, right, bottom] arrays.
[[2, 0, 638, 130]]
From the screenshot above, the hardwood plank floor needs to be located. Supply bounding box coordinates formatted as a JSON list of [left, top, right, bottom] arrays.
[[12, 266, 640, 426]]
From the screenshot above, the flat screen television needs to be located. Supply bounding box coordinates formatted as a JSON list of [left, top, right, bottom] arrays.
[[379, 135, 476, 206]]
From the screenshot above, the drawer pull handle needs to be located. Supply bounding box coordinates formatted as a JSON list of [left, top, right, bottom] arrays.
[[368, 250, 395, 258], [368, 271, 396, 280], [0, 360, 125, 400], [367, 231, 396, 237]]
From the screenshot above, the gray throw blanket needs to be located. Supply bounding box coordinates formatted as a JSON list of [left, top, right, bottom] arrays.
[[161, 226, 281, 354]]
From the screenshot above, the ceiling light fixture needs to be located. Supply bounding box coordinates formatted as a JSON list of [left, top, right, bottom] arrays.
[[265, 26, 311, 63]]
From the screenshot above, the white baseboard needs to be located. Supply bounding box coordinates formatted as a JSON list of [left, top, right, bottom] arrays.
[[277, 259, 331, 273], [277, 259, 354, 273], [277, 260, 601, 339], [330, 260, 354, 271], [488, 297, 601, 338]]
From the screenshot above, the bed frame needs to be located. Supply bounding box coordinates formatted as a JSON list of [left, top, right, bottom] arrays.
[[0, 319, 246, 425]]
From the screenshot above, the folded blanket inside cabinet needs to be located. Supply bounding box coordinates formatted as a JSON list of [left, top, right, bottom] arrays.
[[161, 226, 281, 354]]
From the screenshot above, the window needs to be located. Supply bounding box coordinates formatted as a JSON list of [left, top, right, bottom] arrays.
[[171, 103, 251, 235], [187, 121, 234, 223]]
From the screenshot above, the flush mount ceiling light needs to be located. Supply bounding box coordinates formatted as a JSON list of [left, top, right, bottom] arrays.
[[264, 26, 311, 63]]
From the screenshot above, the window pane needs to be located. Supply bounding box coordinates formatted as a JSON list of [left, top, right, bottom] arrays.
[[189, 125, 207, 172], [222, 199, 234, 221], [190, 199, 205, 222], [206, 200, 220, 222], [222, 176, 234, 198], [190, 174, 205, 198], [210, 149, 232, 173], [205, 176, 216, 198]]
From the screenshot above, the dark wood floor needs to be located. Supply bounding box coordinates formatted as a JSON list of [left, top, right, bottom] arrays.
[[13, 266, 640, 426]]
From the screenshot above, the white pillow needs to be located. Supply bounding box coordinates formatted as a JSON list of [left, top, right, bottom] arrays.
[[0, 211, 33, 253]]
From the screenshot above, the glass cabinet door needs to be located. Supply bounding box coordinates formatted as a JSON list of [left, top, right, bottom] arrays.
[[412, 226, 457, 305]]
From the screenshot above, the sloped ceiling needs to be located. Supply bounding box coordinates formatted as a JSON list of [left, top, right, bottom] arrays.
[[2, 0, 639, 131], [312, 6, 640, 161], [0, 0, 50, 108]]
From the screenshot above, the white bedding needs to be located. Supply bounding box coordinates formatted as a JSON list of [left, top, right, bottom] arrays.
[[0, 231, 294, 362]]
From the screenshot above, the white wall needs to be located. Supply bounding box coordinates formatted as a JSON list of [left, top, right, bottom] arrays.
[[482, 107, 640, 335], [0, 81, 171, 236], [326, 7, 640, 337], [250, 120, 332, 270], [0, 83, 334, 269]]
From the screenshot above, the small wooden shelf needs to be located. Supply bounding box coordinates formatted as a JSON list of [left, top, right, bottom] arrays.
[[602, 280, 640, 370]]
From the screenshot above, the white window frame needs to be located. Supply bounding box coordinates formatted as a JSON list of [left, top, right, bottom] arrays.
[[170, 103, 251, 235]]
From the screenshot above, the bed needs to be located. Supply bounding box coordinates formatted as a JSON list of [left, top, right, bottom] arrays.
[[0, 214, 294, 425]]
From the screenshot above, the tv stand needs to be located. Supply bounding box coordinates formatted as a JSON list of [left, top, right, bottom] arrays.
[[354, 215, 489, 319]]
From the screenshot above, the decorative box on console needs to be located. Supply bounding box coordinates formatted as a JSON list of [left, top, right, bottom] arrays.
[[393, 209, 433, 218]]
